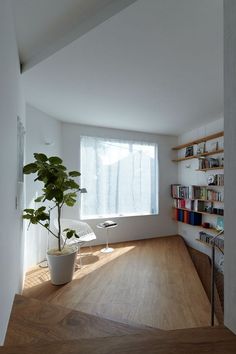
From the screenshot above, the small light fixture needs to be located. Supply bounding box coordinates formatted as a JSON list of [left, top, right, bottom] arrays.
[[80, 188, 87, 194], [44, 140, 54, 146]]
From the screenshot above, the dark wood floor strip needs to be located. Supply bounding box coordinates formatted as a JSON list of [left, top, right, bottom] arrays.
[[1, 331, 236, 354]]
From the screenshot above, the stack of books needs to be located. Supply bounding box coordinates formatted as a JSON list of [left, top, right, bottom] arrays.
[[173, 208, 202, 226], [171, 184, 224, 202]]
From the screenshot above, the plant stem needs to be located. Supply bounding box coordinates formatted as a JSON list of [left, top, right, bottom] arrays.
[[57, 204, 61, 251], [38, 222, 58, 238]]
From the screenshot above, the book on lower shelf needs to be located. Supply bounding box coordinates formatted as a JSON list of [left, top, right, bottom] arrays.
[[189, 212, 202, 225], [194, 200, 205, 212], [216, 217, 224, 231], [198, 157, 222, 169], [173, 208, 202, 226], [171, 184, 224, 201], [198, 231, 224, 250]]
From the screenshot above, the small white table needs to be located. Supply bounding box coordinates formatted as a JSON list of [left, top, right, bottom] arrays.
[[97, 221, 117, 253]]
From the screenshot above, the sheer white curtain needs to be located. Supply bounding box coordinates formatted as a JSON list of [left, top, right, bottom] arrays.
[[80, 136, 158, 218]]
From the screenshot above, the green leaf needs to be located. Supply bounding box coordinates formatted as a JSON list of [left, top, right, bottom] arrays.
[[23, 208, 34, 214], [65, 180, 80, 190], [57, 165, 67, 171], [64, 192, 77, 200], [31, 218, 38, 224], [69, 171, 81, 177], [23, 163, 38, 174], [65, 197, 76, 207], [49, 156, 63, 165], [34, 153, 48, 162], [44, 188, 56, 201], [23, 214, 32, 220], [53, 189, 64, 203], [38, 213, 49, 221], [34, 195, 44, 203], [66, 230, 76, 239], [36, 206, 46, 213]]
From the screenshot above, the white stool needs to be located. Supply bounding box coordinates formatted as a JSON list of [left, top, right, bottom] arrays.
[[97, 221, 117, 253]]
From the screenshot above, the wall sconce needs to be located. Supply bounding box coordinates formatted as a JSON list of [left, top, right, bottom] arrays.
[[80, 188, 87, 194], [44, 140, 54, 146]]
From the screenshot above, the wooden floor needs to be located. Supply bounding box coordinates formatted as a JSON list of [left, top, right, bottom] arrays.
[[3, 295, 236, 354], [3, 326, 236, 354], [5, 295, 157, 346], [23, 235, 212, 330]]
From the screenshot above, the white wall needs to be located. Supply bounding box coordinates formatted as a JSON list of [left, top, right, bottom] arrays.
[[24, 105, 62, 269], [61, 123, 178, 245], [177, 118, 224, 257], [0, 1, 25, 344], [224, 0, 236, 333]]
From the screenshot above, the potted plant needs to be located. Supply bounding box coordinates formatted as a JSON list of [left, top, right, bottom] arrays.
[[23, 153, 81, 285]]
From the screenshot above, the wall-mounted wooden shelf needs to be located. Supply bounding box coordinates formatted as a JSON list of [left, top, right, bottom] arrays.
[[199, 148, 224, 157], [175, 220, 221, 233], [172, 155, 198, 162], [190, 185, 223, 188], [172, 148, 224, 162], [173, 197, 224, 203], [172, 131, 224, 151], [196, 167, 224, 172], [173, 206, 224, 217]]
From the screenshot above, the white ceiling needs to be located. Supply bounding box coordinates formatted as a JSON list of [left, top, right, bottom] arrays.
[[13, 0, 137, 70], [18, 0, 223, 135]]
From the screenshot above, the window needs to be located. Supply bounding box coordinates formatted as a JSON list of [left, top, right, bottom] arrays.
[[80, 136, 158, 219]]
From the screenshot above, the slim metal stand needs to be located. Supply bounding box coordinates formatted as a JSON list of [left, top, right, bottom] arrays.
[[101, 227, 114, 253], [97, 222, 117, 253]]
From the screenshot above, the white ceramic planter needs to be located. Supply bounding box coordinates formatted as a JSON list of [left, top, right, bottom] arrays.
[[46, 246, 78, 285]]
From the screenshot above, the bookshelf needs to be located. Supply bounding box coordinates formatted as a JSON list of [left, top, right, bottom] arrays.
[[171, 130, 224, 237], [172, 184, 224, 230], [173, 206, 224, 217], [172, 130, 224, 290]]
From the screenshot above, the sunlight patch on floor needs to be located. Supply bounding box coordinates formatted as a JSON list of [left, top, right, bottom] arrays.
[[24, 244, 136, 290]]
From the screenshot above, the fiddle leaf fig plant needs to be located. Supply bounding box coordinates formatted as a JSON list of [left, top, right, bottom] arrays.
[[23, 153, 81, 252]]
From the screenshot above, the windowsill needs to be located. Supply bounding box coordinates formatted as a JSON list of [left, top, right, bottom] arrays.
[[81, 212, 159, 221]]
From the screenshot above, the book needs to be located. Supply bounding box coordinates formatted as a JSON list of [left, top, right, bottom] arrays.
[[216, 217, 224, 231], [98, 220, 117, 228]]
